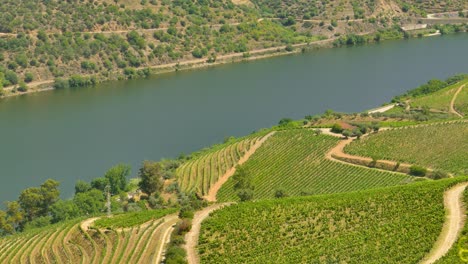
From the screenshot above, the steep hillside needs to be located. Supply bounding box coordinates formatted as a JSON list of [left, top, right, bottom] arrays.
[[216, 129, 412, 201], [0, 210, 177, 263], [199, 178, 467, 263], [345, 121, 468, 175]]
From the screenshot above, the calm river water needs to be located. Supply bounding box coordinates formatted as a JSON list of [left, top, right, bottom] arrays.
[[0, 33, 467, 202]]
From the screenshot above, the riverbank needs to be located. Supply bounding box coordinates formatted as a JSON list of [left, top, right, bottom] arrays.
[[4, 29, 466, 99], [0, 37, 337, 99]]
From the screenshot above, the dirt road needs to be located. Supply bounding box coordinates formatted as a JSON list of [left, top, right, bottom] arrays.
[[185, 203, 233, 264], [420, 183, 468, 264], [450, 83, 465, 118], [204, 131, 276, 202]]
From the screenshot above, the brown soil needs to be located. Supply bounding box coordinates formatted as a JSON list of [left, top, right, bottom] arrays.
[[204, 131, 276, 202]]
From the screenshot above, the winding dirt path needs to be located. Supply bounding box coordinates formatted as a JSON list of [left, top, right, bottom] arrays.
[[204, 131, 276, 202], [450, 83, 465, 118], [152, 215, 179, 264], [421, 183, 468, 264], [185, 203, 233, 264]]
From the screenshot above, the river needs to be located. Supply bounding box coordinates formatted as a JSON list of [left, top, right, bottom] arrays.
[[0, 33, 467, 202]]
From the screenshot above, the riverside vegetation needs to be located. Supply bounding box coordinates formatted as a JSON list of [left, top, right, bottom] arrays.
[[0, 0, 467, 97]]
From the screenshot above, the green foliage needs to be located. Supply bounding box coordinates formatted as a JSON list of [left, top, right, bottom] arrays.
[[138, 161, 164, 195], [394, 75, 468, 102], [410, 165, 427, 177], [91, 177, 109, 191], [75, 180, 91, 194], [73, 189, 105, 215], [330, 123, 343, 133], [200, 178, 467, 263], [18, 179, 60, 221], [345, 122, 468, 175], [105, 164, 131, 194], [218, 130, 412, 201], [49, 200, 81, 223], [94, 208, 177, 229]]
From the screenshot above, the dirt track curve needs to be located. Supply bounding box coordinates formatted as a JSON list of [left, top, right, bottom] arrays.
[[185, 203, 233, 264], [421, 183, 468, 264], [450, 83, 465, 118], [204, 131, 276, 202]]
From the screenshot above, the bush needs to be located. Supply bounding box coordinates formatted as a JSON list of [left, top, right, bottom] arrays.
[[237, 189, 254, 201], [409, 165, 427, 177], [331, 123, 343, 133], [24, 72, 33, 83]]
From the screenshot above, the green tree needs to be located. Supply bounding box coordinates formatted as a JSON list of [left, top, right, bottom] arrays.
[[91, 177, 109, 191], [24, 72, 34, 83], [73, 189, 105, 215], [40, 179, 60, 213], [18, 179, 60, 221], [0, 210, 14, 236], [18, 187, 43, 221], [5, 201, 23, 230], [50, 200, 81, 223], [75, 180, 91, 194], [138, 161, 164, 195], [233, 167, 253, 190], [237, 189, 254, 202], [105, 164, 130, 194]]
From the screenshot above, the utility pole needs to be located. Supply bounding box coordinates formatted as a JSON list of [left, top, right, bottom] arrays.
[[105, 185, 111, 217]]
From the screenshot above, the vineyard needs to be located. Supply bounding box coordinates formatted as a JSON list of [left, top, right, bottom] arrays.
[[410, 79, 468, 114], [345, 121, 468, 175], [437, 189, 468, 264], [0, 211, 177, 263], [199, 178, 467, 263], [454, 84, 468, 116], [176, 132, 269, 196], [216, 130, 412, 201]]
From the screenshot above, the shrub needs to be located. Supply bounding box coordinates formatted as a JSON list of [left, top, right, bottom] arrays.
[[409, 165, 427, 177], [24, 72, 33, 83], [331, 123, 343, 133]]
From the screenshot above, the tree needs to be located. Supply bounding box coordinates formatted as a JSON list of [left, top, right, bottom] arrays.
[[233, 167, 253, 190], [331, 123, 343, 133], [18, 187, 43, 221], [0, 210, 14, 236], [138, 161, 164, 195], [24, 72, 34, 83], [73, 189, 105, 215], [18, 179, 60, 221], [105, 164, 130, 194], [91, 177, 109, 191], [75, 180, 91, 194], [50, 200, 81, 223], [342, 130, 352, 139], [5, 201, 23, 230], [40, 179, 60, 213], [237, 189, 254, 201]]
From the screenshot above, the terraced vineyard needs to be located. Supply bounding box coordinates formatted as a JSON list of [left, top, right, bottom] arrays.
[[176, 133, 269, 196], [410, 79, 468, 113], [345, 121, 468, 175], [455, 83, 468, 116], [199, 178, 467, 263], [437, 189, 468, 264], [217, 130, 412, 201], [0, 211, 178, 263]]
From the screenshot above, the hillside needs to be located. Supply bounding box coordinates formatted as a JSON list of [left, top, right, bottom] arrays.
[[1, 0, 467, 98], [198, 178, 467, 263], [345, 121, 468, 175], [216, 129, 413, 201], [0, 209, 177, 263]]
